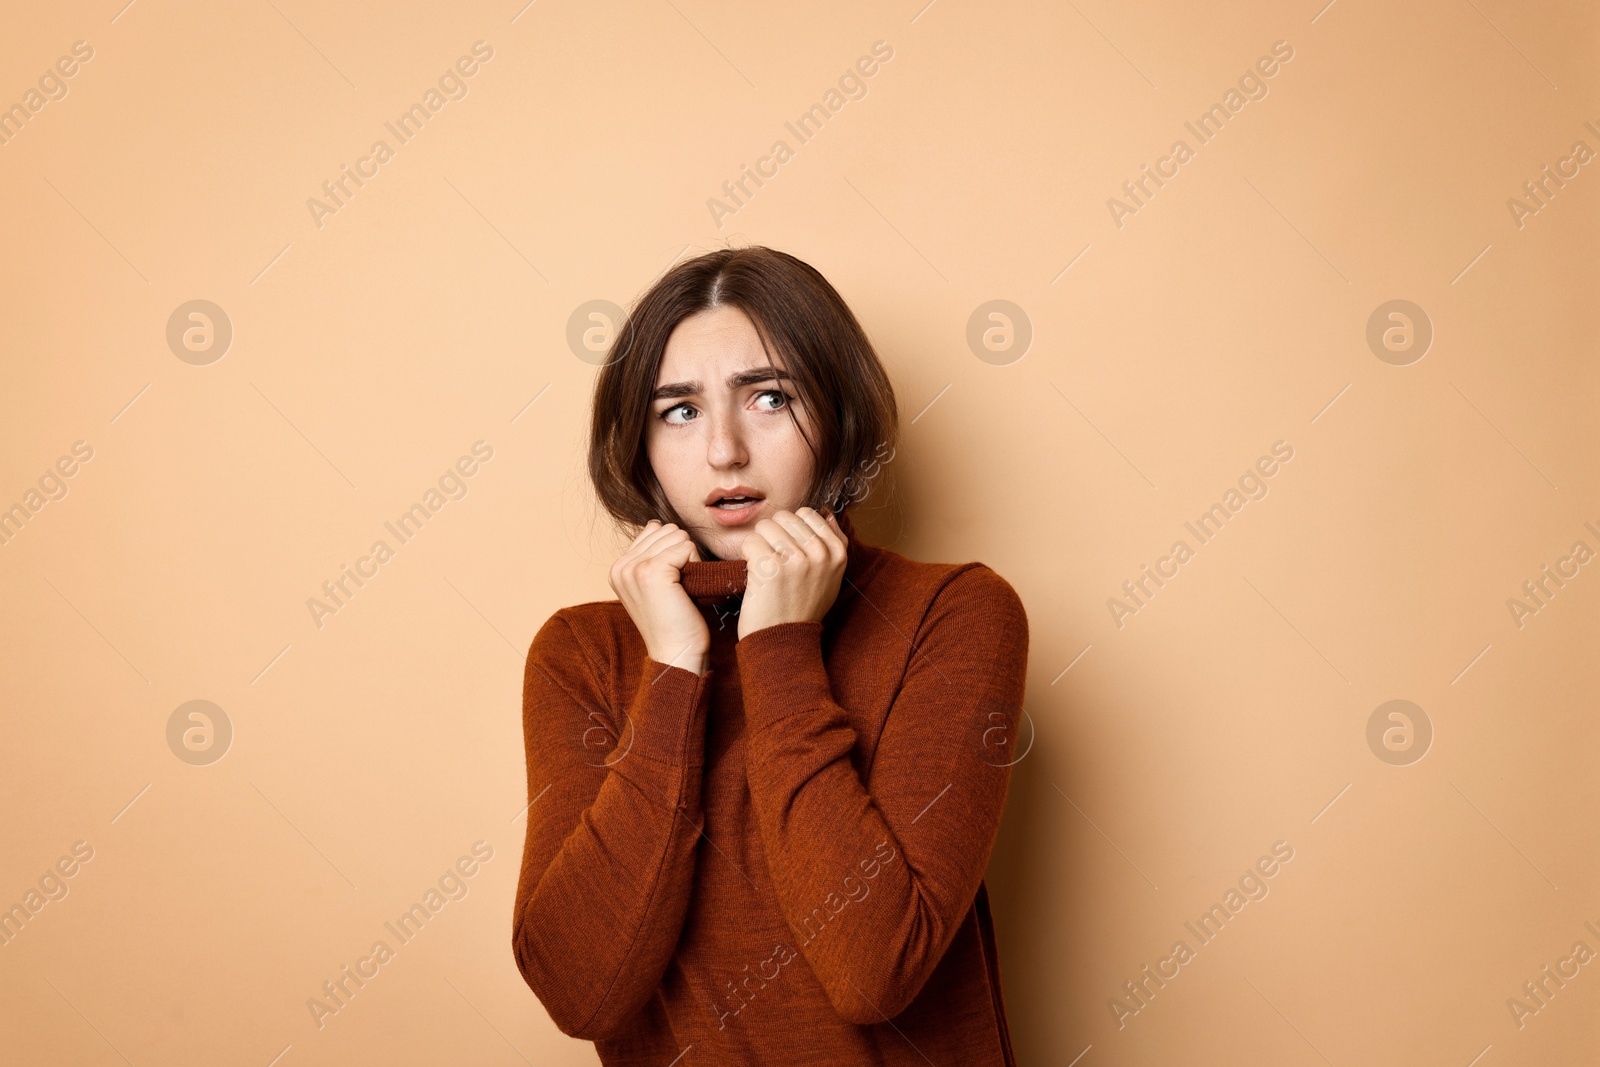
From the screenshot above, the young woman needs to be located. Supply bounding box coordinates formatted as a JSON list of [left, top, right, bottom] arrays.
[[514, 246, 1030, 1065]]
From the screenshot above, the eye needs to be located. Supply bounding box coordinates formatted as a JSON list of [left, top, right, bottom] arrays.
[[756, 389, 795, 411], [658, 402, 697, 425]]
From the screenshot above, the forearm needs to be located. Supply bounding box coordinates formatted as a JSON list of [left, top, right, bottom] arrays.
[[514, 654, 712, 1038], [735, 572, 1027, 1025], [741, 693, 940, 1023], [732, 620, 1011, 1030]]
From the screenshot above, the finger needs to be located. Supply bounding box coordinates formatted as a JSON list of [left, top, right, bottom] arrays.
[[638, 526, 694, 563], [650, 538, 696, 572], [793, 508, 832, 537], [769, 510, 820, 553], [791, 508, 838, 558], [626, 519, 680, 558], [624, 519, 661, 553], [740, 519, 784, 578], [800, 508, 851, 566], [617, 529, 688, 588], [755, 513, 810, 561], [827, 510, 846, 543], [613, 522, 657, 583]]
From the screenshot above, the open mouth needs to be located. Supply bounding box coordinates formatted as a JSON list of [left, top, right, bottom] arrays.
[[705, 485, 766, 524]]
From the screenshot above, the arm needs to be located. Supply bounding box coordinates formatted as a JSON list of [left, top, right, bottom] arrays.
[[735, 565, 1029, 1025], [512, 610, 712, 1039]]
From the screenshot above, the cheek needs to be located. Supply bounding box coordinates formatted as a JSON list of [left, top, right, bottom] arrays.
[[759, 414, 815, 484], [645, 426, 693, 492]]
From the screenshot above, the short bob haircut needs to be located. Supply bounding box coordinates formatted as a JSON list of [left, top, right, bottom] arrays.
[[588, 245, 898, 542]]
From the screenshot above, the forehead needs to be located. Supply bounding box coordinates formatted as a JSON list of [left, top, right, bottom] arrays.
[[657, 305, 785, 381]]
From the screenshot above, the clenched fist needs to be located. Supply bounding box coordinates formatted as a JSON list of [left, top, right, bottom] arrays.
[[736, 507, 848, 641], [610, 520, 710, 676]]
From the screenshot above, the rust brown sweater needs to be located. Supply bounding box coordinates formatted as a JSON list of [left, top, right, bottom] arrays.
[[514, 511, 1029, 1065]]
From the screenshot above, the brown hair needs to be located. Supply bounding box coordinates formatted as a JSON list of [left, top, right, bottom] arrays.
[[588, 245, 898, 538]]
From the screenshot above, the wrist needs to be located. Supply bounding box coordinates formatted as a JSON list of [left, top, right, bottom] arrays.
[[738, 610, 820, 641], [648, 645, 709, 676], [734, 621, 831, 730]]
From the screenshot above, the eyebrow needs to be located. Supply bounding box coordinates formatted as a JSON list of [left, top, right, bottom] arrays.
[[650, 368, 794, 402]]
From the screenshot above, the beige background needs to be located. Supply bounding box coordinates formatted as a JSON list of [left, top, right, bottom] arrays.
[[1, 0, 1596, 1063]]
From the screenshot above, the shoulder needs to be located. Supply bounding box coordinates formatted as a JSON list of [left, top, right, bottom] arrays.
[[858, 543, 1027, 636], [525, 599, 631, 695], [529, 598, 629, 654], [850, 546, 1030, 708]]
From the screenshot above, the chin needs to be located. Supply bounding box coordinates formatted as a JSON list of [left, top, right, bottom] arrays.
[[700, 531, 741, 562]]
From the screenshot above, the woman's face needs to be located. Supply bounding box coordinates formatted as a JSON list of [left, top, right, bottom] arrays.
[[645, 304, 818, 561]]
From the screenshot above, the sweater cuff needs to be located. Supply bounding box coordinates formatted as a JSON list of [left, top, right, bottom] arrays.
[[735, 621, 836, 731], [627, 660, 713, 768]]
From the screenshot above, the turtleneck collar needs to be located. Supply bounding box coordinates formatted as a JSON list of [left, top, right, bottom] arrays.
[[680, 508, 870, 606]]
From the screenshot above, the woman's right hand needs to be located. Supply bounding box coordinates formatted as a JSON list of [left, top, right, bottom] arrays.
[[609, 520, 710, 676]]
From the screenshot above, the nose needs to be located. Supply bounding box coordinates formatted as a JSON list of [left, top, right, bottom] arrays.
[[704, 407, 748, 469]]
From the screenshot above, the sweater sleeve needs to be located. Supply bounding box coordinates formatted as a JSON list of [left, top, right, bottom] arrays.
[[735, 565, 1029, 1026], [512, 609, 713, 1039]]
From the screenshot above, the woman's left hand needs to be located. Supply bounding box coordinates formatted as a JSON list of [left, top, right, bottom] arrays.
[[736, 507, 848, 640]]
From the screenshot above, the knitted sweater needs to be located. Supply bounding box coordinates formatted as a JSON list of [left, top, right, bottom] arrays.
[[514, 510, 1029, 1065]]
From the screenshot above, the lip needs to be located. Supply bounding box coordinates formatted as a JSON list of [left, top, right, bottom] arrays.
[[705, 485, 766, 527]]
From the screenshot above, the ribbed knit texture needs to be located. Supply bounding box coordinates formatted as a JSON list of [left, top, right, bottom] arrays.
[[514, 511, 1029, 1065], [679, 556, 748, 604]]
